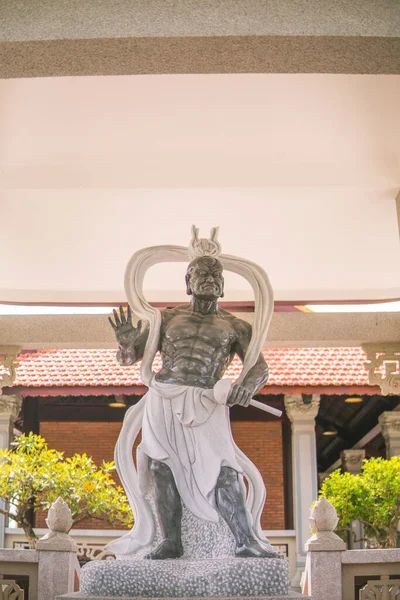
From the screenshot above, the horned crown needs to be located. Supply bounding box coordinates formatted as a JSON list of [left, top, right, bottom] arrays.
[[188, 225, 222, 260]]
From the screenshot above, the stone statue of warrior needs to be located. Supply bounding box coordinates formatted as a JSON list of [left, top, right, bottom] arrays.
[[107, 227, 280, 561]]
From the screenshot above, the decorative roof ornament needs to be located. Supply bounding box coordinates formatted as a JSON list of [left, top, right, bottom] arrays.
[[188, 225, 221, 259], [0, 346, 21, 394], [362, 343, 400, 395]]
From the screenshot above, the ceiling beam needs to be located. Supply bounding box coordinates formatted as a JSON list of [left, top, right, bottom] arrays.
[[1, 312, 398, 349], [1, 0, 399, 77], [1, 36, 399, 79], [325, 403, 400, 472], [316, 415, 352, 442]]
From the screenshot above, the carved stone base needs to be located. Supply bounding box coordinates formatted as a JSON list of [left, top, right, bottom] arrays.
[[75, 557, 291, 597]]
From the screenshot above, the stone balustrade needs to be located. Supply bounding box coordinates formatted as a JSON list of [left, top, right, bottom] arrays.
[[302, 497, 400, 600]]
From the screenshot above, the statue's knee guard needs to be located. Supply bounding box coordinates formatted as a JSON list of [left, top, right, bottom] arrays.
[[149, 458, 171, 476], [217, 466, 239, 488]]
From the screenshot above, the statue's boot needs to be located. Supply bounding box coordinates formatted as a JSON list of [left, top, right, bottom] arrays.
[[216, 466, 281, 559], [145, 459, 184, 560]]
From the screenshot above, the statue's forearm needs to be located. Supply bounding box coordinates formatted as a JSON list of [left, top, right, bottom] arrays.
[[241, 356, 269, 396]]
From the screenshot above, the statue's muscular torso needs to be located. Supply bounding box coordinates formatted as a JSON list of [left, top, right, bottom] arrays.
[[155, 305, 248, 389]]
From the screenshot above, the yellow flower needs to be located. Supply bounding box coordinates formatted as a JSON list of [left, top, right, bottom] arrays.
[[84, 481, 96, 492]]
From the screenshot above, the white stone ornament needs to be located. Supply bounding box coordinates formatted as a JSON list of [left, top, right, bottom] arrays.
[[46, 497, 73, 533], [188, 225, 222, 259], [309, 496, 338, 532], [305, 497, 346, 552], [37, 497, 78, 552]]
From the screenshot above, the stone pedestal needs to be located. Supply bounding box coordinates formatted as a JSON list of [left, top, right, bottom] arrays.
[[56, 556, 310, 600], [284, 395, 320, 590], [77, 557, 290, 597], [379, 411, 400, 458], [38, 550, 80, 600], [0, 394, 22, 547], [340, 449, 365, 549]]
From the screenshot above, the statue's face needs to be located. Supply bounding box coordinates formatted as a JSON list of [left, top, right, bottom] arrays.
[[186, 257, 224, 299]]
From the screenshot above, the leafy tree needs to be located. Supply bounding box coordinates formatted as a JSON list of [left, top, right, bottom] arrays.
[[320, 456, 400, 548], [0, 433, 133, 547]]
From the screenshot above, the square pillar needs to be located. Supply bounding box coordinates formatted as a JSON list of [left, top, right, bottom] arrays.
[[340, 449, 366, 549], [303, 497, 346, 600], [284, 394, 320, 590], [0, 395, 22, 547]]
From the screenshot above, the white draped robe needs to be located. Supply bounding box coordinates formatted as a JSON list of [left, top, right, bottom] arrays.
[[107, 378, 272, 558]]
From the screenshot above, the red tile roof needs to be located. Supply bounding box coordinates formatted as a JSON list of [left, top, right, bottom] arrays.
[[6, 347, 371, 389]]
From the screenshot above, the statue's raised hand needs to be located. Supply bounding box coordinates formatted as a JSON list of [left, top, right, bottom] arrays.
[[108, 306, 141, 348]]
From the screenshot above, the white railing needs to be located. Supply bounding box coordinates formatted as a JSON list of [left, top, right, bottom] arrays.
[[0, 549, 38, 599], [0, 577, 24, 599], [360, 576, 400, 599], [6, 526, 296, 575]]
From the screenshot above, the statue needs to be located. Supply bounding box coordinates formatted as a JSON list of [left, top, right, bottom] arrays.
[[77, 228, 292, 599], [106, 227, 280, 562]]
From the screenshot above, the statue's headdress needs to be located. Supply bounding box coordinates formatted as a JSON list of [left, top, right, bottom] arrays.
[[124, 225, 274, 388], [188, 225, 221, 259]]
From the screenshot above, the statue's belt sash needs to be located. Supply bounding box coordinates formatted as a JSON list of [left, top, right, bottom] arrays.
[[148, 379, 223, 427]]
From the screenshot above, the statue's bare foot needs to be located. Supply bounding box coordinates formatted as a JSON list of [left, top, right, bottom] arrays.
[[145, 540, 183, 560], [235, 540, 281, 559]]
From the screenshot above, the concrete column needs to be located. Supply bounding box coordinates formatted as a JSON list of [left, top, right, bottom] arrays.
[[379, 412, 400, 458], [340, 449, 366, 548], [0, 395, 22, 548], [284, 394, 320, 590]]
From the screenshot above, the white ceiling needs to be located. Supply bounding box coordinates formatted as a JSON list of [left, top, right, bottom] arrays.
[[0, 73, 399, 303]]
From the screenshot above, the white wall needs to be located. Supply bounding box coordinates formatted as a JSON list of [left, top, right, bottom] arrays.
[[1, 73, 399, 304]]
